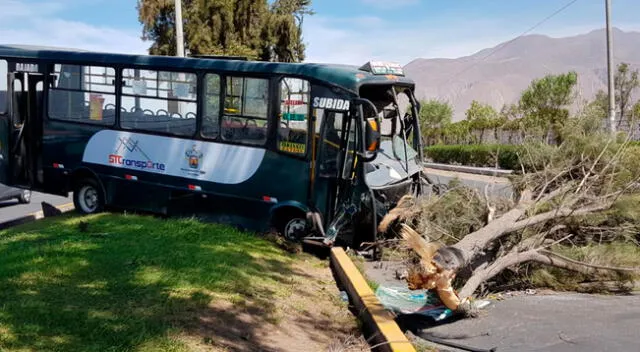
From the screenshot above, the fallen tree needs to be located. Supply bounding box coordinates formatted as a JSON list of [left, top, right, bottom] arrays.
[[380, 116, 640, 314]]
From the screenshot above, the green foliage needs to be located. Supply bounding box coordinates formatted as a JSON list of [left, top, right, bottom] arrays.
[[425, 144, 522, 169], [423, 71, 580, 146], [519, 71, 577, 141], [615, 62, 640, 123], [413, 184, 488, 245], [591, 62, 640, 126], [418, 99, 453, 131], [0, 213, 302, 351], [137, 0, 312, 62]]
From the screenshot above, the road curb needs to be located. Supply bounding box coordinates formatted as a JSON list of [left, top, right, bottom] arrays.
[[0, 202, 75, 230], [330, 247, 416, 352], [424, 162, 513, 177]]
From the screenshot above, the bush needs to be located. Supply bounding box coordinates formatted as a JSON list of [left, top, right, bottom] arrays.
[[425, 144, 522, 169]]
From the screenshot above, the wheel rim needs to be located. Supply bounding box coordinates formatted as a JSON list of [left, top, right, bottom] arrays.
[[284, 218, 307, 241], [22, 190, 30, 202], [78, 185, 99, 213]]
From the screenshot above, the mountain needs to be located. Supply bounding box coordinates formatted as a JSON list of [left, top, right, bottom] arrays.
[[404, 28, 640, 121]]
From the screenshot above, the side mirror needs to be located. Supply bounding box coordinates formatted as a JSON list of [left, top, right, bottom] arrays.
[[351, 98, 380, 162], [365, 118, 381, 152]]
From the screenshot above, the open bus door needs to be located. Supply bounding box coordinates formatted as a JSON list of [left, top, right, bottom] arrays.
[[318, 99, 380, 248], [3, 66, 45, 190]]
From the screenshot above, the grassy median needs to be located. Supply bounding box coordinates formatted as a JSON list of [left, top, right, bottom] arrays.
[[0, 213, 364, 352]]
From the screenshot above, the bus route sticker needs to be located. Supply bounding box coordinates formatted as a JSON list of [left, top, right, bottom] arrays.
[[279, 141, 306, 154]]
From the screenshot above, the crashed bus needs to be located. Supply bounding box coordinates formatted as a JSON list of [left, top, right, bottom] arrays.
[[0, 45, 433, 250]]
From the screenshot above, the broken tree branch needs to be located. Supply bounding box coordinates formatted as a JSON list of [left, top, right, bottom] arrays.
[[458, 248, 640, 299]]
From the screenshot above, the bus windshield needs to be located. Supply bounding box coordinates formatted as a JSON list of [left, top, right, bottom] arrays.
[[360, 84, 421, 171]]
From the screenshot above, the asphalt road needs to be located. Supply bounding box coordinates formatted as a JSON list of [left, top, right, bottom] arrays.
[[0, 191, 71, 224], [420, 293, 640, 352], [365, 262, 640, 352], [424, 167, 514, 199]]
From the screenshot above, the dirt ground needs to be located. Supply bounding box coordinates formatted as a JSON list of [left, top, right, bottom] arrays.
[[177, 258, 369, 352]]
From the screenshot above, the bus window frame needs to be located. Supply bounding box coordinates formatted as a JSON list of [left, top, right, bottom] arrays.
[[119, 66, 199, 138], [0, 59, 7, 114], [275, 75, 312, 160], [218, 74, 271, 147], [46, 62, 118, 127], [198, 72, 276, 149]]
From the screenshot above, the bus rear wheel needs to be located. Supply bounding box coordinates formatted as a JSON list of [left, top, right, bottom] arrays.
[[17, 190, 31, 204], [283, 217, 308, 242], [73, 178, 104, 215]]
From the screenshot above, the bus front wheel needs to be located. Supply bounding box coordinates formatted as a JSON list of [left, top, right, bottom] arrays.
[[73, 178, 105, 215]]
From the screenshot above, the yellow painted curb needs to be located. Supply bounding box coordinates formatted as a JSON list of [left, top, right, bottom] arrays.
[[0, 202, 75, 230], [330, 247, 416, 352], [28, 202, 75, 220]]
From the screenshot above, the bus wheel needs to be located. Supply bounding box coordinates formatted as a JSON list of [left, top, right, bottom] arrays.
[[73, 178, 104, 215], [17, 190, 31, 204], [283, 217, 308, 242]]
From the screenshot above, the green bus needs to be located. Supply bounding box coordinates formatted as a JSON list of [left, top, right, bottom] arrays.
[[0, 45, 432, 249]]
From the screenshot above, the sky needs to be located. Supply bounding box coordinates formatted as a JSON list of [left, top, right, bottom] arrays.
[[1, 0, 639, 65]]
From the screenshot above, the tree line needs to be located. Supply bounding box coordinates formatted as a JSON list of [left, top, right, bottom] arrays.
[[137, 0, 313, 62], [420, 63, 640, 145]]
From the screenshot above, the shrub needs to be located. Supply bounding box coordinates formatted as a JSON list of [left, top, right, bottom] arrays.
[[424, 144, 522, 169]]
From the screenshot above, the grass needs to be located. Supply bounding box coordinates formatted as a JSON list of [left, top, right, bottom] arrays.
[[0, 213, 301, 351]]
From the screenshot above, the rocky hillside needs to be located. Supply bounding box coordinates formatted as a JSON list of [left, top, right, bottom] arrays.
[[405, 28, 640, 121]]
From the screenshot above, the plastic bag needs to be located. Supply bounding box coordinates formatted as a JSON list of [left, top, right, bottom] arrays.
[[375, 286, 454, 321]]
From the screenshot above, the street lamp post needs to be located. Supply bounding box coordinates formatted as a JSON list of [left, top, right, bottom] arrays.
[[606, 0, 616, 134], [175, 0, 185, 57]]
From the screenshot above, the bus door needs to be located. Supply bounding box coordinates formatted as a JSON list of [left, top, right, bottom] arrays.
[[5, 67, 45, 189], [315, 109, 361, 244], [315, 100, 380, 247]]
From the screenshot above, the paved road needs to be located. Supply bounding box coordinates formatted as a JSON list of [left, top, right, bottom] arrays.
[[0, 191, 71, 224], [420, 293, 640, 352], [424, 167, 514, 199], [364, 262, 640, 352]]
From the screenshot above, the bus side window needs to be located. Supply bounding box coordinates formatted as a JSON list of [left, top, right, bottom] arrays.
[[202, 73, 220, 138], [278, 77, 309, 156], [221, 76, 269, 145], [120, 69, 197, 136], [48, 64, 116, 125], [0, 60, 7, 114]]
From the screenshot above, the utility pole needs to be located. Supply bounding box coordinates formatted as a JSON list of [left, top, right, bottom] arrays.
[[606, 0, 616, 134], [175, 0, 185, 57]]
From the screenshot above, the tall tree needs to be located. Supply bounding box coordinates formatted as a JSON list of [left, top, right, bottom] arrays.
[[266, 0, 313, 62], [590, 63, 639, 128], [137, 0, 311, 62], [465, 100, 499, 142], [418, 99, 453, 130], [614, 63, 639, 126], [519, 71, 578, 142]]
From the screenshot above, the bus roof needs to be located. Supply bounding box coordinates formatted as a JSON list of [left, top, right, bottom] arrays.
[[0, 44, 414, 94]]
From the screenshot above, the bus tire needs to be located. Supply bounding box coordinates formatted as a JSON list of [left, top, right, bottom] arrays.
[[282, 217, 308, 242], [17, 190, 31, 204], [73, 178, 105, 215], [273, 208, 309, 242]]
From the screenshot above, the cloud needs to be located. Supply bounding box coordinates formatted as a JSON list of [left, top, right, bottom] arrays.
[[0, 0, 147, 54]]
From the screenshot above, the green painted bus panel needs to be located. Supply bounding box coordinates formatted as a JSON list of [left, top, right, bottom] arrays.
[[0, 45, 415, 94], [0, 115, 8, 184]]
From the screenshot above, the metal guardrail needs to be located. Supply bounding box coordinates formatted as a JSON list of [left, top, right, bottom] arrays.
[[423, 162, 513, 177]]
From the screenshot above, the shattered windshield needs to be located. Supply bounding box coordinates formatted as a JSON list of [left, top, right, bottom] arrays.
[[372, 87, 419, 169]]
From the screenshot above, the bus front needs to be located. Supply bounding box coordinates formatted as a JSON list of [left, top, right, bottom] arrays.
[[318, 61, 427, 251]]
